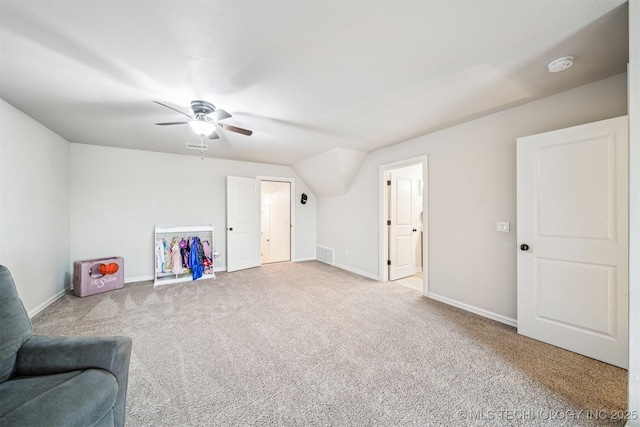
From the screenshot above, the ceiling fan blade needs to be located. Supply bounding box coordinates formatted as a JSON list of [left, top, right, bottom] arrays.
[[220, 123, 253, 136], [153, 101, 193, 119], [156, 121, 189, 126], [208, 131, 220, 140], [209, 109, 232, 122]]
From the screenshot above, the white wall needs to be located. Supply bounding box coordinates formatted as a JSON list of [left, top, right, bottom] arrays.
[[627, 0, 639, 422], [317, 73, 628, 322], [70, 144, 316, 281], [0, 99, 70, 315]]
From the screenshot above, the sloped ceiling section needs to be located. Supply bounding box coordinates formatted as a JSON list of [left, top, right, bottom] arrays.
[[0, 1, 629, 167], [293, 148, 367, 197]]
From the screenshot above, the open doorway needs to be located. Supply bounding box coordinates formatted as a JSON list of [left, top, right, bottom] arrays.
[[379, 156, 428, 295], [260, 180, 292, 264]]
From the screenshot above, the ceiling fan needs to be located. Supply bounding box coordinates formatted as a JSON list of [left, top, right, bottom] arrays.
[[154, 100, 253, 139]]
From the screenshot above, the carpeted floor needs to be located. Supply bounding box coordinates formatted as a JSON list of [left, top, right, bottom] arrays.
[[32, 261, 627, 426]]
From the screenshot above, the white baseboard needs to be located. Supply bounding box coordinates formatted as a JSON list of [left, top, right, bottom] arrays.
[[28, 287, 70, 319], [427, 292, 517, 328], [332, 262, 381, 281]]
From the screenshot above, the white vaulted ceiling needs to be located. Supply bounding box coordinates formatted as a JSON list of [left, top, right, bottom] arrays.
[[0, 1, 629, 169]]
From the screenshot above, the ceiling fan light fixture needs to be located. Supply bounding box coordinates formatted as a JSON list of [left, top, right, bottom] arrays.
[[188, 120, 216, 136]]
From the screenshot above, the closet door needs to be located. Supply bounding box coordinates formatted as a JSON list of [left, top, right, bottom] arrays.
[[226, 176, 261, 272]]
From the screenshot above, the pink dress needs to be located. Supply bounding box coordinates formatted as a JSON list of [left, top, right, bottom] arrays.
[[172, 241, 184, 274], [165, 239, 175, 270]]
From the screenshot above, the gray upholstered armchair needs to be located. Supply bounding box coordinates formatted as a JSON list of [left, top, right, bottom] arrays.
[[0, 265, 132, 426]]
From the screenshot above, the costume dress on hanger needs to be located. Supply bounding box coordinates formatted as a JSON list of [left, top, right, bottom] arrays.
[[189, 237, 204, 280], [155, 239, 166, 273], [165, 238, 175, 271], [172, 240, 184, 274]]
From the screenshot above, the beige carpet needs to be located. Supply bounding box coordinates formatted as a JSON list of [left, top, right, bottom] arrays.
[[32, 261, 627, 426]]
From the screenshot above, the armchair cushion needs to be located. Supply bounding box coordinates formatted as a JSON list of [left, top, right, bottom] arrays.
[[0, 369, 117, 426]]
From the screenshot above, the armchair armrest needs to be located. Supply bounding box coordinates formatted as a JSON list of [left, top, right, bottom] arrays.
[[15, 335, 132, 427], [15, 335, 132, 378]]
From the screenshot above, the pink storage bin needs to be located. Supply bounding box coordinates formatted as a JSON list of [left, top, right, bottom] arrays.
[[73, 257, 124, 297]]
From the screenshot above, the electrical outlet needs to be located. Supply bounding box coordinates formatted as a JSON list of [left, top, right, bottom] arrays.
[[497, 222, 510, 232]]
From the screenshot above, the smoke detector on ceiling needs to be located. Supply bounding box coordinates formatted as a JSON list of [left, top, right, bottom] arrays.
[[547, 56, 574, 73]]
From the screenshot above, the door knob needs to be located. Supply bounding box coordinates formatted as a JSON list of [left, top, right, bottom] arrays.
[[413, 228, 417, 232], [228, 227, 233, 231], [520, 244, 529, 251]]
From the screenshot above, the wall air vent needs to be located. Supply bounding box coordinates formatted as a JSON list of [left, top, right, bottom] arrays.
[[185, 142, 209, 151], [316, 245, 335, 265]]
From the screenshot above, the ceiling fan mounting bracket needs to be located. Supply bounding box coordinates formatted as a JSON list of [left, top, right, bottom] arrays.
[[190, 100, 216, 117]]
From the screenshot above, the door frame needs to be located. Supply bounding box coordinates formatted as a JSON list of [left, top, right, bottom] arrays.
[[257, 176, 295, 263], [378, 155, 429, 294]]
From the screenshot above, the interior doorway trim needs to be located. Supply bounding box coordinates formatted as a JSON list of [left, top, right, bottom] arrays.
[[378, 156, 428, 295], [257, 176, 295, 263]]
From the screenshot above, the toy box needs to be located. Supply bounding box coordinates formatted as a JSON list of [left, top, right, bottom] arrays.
[[73, 256, 124, 297]]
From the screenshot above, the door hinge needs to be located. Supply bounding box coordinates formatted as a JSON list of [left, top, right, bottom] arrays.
[[387, 260, 391, 266], [387, 180, 391, 185], [387, 220, 391, 226]]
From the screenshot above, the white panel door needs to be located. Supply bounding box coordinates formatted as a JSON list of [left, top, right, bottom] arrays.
[[389, 169, 417, 280], [227, 176, 261, 272], [517, 116, 628, 368]]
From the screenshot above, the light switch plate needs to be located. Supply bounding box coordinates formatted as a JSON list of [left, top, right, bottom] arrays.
[[497, 221, 510, 232]]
